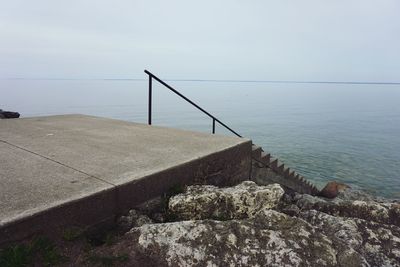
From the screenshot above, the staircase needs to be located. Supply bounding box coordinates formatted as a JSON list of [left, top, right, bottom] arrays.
[[251, 144, 320, 196]]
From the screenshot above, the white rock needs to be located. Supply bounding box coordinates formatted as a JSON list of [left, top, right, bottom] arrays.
[[168, 181, 284, 220]]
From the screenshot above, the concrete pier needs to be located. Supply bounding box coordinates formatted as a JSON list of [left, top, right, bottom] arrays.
[[0, 115, 251, 245]]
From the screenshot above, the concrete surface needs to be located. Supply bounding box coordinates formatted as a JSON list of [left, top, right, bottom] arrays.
[[0, 115, 251, 245]]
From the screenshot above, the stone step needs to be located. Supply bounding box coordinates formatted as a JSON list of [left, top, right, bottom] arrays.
[[276, 163, 285, 174], [270, 158, 278, 169], [283, 168, 290, 177], [296, 175, 304, 183], [252, 144, 320, 196], [251, 145, 262, 159], [260, 152, 271, 165], [312, 186, 319, 194]]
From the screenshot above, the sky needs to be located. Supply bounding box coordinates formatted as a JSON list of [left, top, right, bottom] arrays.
[[0, 0, 399, 81]]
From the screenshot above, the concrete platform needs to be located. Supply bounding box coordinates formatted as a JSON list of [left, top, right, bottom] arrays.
[[0, 115, 252, 245]]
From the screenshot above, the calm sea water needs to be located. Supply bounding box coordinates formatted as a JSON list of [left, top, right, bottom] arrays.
[[1, 79, 399, 198]]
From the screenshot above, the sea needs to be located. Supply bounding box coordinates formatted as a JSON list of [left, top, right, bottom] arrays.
[[1, 79, 399, 198]]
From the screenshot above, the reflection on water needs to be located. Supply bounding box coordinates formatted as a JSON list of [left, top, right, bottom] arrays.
[[1, 79, 400, 197]]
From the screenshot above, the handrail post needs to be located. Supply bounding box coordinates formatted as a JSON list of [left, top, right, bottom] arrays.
[[148, 75, 152, 125], [212, 118, 215, 134]]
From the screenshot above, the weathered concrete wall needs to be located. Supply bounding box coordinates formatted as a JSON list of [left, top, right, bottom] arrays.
[[1, 141, 251, 246], [0, 115, 252, 246], [116, 140, 252, 213]]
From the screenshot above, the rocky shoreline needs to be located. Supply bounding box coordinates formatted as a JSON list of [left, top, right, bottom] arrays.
[[83, 181, 400, 266], [2, 180, 399, 266]]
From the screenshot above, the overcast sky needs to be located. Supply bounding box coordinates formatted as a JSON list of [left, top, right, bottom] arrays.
[[0, 0, 399, 81]]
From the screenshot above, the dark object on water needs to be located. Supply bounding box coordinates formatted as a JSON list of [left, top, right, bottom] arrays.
[[0, 109, 20, 119], [318, 181, 350, 199]]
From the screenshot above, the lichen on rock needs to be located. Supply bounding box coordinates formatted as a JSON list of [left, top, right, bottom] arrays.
[[122, 209, 338, 267], [96, 181, 400, 267], [298, 209, 400, 266], [168, 181, 284, 220], [294, 192, 400, 227]]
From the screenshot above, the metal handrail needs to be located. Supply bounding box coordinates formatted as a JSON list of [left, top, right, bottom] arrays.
[[144, 70, 320, 195], [145, 70, 242, 138]]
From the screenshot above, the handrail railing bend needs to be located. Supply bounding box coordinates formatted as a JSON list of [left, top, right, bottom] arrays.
[[145, 70, 242, 138]]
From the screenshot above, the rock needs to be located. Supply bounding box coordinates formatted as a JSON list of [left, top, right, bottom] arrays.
[[151, 212, 166, 223], [335, 188, 381, 202], [281, 193, 294, 204], [319, 181, 350, 199], [134, 196, 167, 222], [0, 109, 20, 119], [294, 193, 400, 227], [111, 209, 338, 267], [85, 181, 400, 267], [390, 204, 400, 225], [294, 192, 326, 207], [117, 209, 153, 232], [299, 210, 400, 266], [281, 204, 300, 216], [168, 181, 284, 220]]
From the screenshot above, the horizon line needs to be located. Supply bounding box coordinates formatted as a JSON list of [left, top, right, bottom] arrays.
[[2, 77, 400, 85]]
